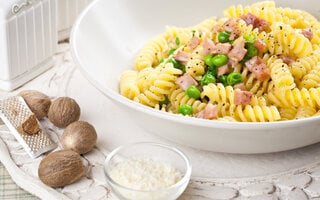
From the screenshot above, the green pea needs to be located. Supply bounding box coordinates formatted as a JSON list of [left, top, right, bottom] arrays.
[[200, 73, 216, 86], [211, 54, 228, 67], [218, 75, 228, 86], [241, 43, 258, 63], [207, 65, 217, 77], [186, 85, 201, 99], [204, 54, 214, 67], [246, 43, 258, 58], [218, 31, 231, 43], [168, 48, 176, 55], [243, 34, 256, 44], [227, 72, 243, 86], [178, 104, 193, 115]]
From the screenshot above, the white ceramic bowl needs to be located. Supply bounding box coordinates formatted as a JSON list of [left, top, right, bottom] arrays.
[[71, 0, 320, 154], [104, 142, 191, 200]]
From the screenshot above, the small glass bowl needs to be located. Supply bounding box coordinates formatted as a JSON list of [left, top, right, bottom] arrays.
[[104, 142, 192, 200]]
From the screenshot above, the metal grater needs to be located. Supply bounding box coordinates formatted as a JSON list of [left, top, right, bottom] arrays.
[[0, 96, 57, 158]]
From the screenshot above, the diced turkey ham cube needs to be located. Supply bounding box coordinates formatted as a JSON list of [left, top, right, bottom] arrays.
[[241, 13, 269, 32], [279, 55, 295, 65], [203, 37, 216, 55], [254, 39, 267, 52], [228, 37, 247, 63], [233, 83, 246, 91], [256, 19, 269, 32], [174, 51, 190, 63], [212, 24, 223, 34], [211, 43, 232, 54], [195, 104, 218, 119], [245, 56, 270, 81], [188, 36, 201, 49], [301, 28, 313, 41], [235, 90, 253, 105], [245, 56, 260, 71], [175, 74, 198, 90], [217, 64, 231, 76], [223, 18, 241, 40], [252, 63, 270, 81]]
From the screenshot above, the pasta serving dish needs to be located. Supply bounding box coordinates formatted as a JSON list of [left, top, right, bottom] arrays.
[[71, 0, 320, 153]]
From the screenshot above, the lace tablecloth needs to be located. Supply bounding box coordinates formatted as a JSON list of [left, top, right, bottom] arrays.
[[1, 44, 320, 200]]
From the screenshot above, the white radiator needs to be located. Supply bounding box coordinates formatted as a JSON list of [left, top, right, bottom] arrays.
[[0, 0, 93, 91], [0, 0, 57, 91]]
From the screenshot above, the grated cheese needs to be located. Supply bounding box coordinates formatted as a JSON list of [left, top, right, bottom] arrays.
[[109, 157, 182, 191]]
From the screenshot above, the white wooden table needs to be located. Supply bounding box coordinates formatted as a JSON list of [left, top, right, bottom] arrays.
[[1, 43, 320, 200]]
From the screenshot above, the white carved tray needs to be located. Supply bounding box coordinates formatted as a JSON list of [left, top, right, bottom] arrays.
[[1, 44, 320, 200]]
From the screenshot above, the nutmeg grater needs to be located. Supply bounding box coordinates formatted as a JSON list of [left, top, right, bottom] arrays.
[[0, 96, 57, 158]]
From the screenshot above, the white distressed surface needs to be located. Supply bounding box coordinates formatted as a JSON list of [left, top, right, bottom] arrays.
[[1, 44, 320, 199]]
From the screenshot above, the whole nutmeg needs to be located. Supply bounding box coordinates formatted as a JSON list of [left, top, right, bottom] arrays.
[[61, 121, 97, 154], [38, 150, 85, 188], [18, 90, 51, 119], [48, 97, 80, 128]]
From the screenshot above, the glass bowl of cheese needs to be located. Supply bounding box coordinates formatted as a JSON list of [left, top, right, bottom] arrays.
[[104, 142, 192, 200]]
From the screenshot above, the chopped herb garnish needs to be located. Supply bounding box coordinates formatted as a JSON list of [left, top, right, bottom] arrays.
[[243, 34, 256, 44], [166, 58, 185, 72], [159, 95, 169, 108], [191, 30, 196, 37], [168, 48, 176, 55], [175, 37, 180, 46]]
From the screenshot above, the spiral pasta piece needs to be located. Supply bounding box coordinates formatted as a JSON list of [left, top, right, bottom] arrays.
[[299, 64, 320, 89], [275, 7, 311, 29], [217, 103, 280, 122], [266, 56, 295, 89], [134, 63, 183, 107], [289, 49, 320, 80], [240, 105, 280, 122], [299, 10, 320, 44], [154, 104, 172, 113], [216, 116, 238, 122], [201, 83, 237, 105], [242, 67, 270, 97], [119, 70, 140, 100], [268, 87, 320, 108], [259, 23, 313, 58], [185, 58, 206, 80], [238, 20, 261, 38], [224, 1, 294, 26], [279, 107, 297, 120], [224, 1, 275, 18], [134, 35, 168, 71], [295, 106, 317, 119], [165, 26, 193, 46]]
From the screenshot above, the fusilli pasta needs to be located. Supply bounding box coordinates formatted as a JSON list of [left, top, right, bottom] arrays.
[[119, 1, 320, 122]]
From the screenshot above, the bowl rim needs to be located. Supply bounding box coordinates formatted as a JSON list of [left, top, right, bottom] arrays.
[[103, 141, 192, 193], [70, 0, 320, 131]]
